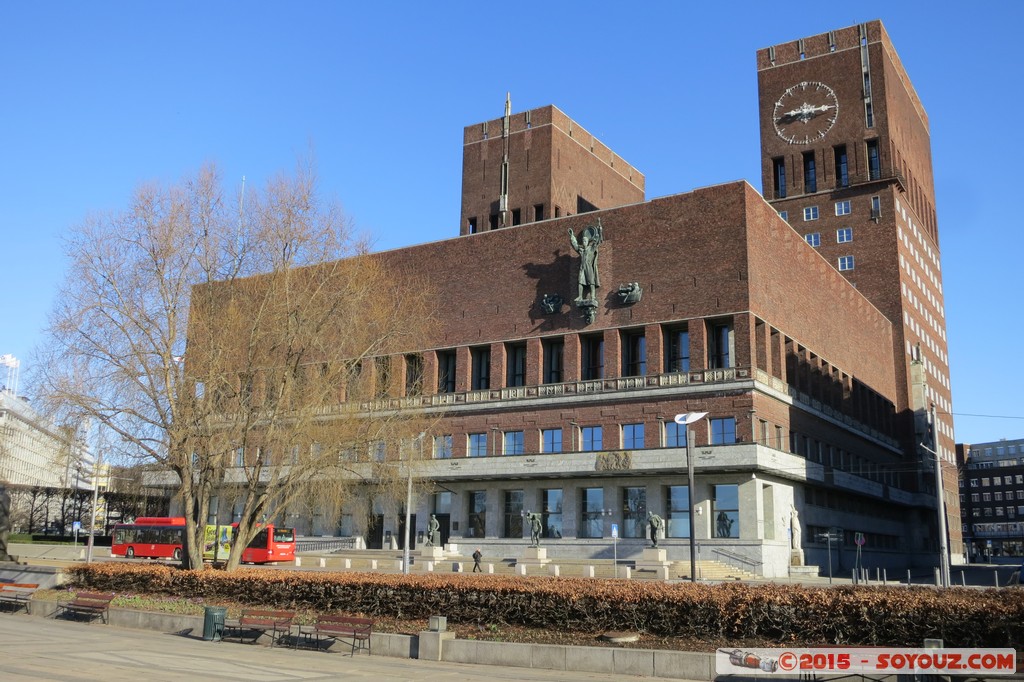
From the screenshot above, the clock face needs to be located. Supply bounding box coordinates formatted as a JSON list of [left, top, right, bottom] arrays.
[[773, 81, 839, 144]]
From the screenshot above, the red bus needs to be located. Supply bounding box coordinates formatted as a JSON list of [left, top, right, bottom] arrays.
[[112, 516, 186, 560], [112, 517, 296, 564]]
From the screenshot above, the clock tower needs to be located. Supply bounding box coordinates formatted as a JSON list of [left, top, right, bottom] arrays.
[[756, 21, 960, 558]]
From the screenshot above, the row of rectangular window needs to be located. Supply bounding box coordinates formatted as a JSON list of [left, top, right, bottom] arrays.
[[804, 227, 853, 247], [437, 321, 732, 394], [432, 418, 737, 458], [461, 484, 740, 540], [968, 475, 1024, 487], [968, 490, 1024, 502], [771, 141, 879, 199], [466, 203, 558, 233]]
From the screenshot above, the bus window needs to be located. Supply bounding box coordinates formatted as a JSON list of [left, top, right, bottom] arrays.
[[273, 527, 295, 543]]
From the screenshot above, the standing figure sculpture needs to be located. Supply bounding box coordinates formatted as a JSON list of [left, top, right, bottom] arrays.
[[789, 506, 801, 550], [568, 220, 603, 303], [716, 511, 734, 538], [528, 512, 543, 548], [647, 512, 664, 548], [426, 514, 440, 547]]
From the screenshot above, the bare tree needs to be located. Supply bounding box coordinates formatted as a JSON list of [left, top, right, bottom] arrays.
[[38, 162, 436, 569]]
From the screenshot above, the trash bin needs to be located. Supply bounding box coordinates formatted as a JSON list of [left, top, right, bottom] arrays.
[[203, 606, 227, 641]]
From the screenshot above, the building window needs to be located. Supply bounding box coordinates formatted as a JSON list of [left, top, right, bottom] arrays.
[[534, 204, 545, 222], [541, 489, 562, 538], [713, 484, 739, 538], [663, 325, 690, 373], [542, 428, 562, 454], [803, 206, 819, 221], [835, 200, 851, 216], [504, 431, 524, 455], [982, 478, 990, 486], [582, 426, 603, 452], [779, 210, 788, 222], [468, 433, 488, 457], [581, 334, 604, 381], [711, 417, 737, 445], [511, 208, 521, 226], [834, 145, 849, 187], [838, 256, 855, 271], [667, 486, 691, 538], [489, 213, 499, 229], [543, 338, 564, 384], [837, 227, 853, 243], [772, 157, 786, 199], [622, 487, 647, 538], [622, 423, 645, 450], [580, 488, 605, 538], [503, 490, 523, 538], [467, 217, 478, 234], [871, 195, 882, 219], [433, 435, 453, 459], [622, 329, 646, 376], [471, 346, 490, 390], [708, 321, 733, 369], [802, 151, 816, 193], [970, 493, 979, 503], [805, 233, 821, 247], [506, 342, 527, 387], [866, 140, 881, 180], [467, 491, 486, 538], [983, 493, 992, 502], [665, 421, 687, 448], [405, 354, 423, 395], [437, 349, 457, 393]]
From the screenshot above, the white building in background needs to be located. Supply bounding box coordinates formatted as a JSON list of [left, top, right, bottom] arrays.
[[0, 378, 92, 490]]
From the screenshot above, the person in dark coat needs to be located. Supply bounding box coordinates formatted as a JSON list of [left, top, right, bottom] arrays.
[[472, 548, 483, 572]]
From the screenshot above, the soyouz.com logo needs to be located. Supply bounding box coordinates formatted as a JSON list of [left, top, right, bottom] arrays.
[[716, 648, 1017, 675]]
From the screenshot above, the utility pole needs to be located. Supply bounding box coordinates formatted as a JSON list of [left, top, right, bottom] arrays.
[[921, 404, 950, 588]]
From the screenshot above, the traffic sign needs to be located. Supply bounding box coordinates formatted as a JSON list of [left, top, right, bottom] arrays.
[[611, 523, 618, 539], [72, 521, 81, 531]]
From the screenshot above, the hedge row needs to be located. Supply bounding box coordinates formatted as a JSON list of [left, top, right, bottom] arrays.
[[65, 563, 1024, 647]]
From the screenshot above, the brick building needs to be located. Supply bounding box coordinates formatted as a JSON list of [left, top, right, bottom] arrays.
[[192, 20, 958, 578]]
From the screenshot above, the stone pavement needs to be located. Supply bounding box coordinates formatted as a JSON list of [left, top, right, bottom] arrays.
[[0, 614, 701, 682]]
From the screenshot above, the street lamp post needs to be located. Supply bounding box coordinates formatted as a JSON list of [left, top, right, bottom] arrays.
[[402, 433, 426, 576], [920, 442, 951, 588], [674, 412, 708, 583]]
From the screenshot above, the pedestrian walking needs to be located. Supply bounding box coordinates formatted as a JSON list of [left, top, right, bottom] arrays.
[[472, 547, 482, 572]]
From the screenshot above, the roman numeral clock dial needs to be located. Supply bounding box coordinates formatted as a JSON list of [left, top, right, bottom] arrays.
[[773, 81, 838, 144]]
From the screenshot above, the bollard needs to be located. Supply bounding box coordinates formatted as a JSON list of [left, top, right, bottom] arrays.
[[876, 567, 880, 583], [426, 561, 434, 572], [516, 564, 527, 576], [995, 569, 1000, 589], [882, 568, 887, 586], [342, 558, 351, 569], [960, 571, 966, 586], [934, 568, 940, 586], [852, 569, 858, 585], [452, 562, 463, 572], [370, 559, 378, 570], [398, 560, 404, 572], [584, 565, 595, 578], [295, 557, 302, 567], [486, 563, 494, 574], [658, 566, 670, 580], [319, 558, 326, 568], [906, 569, 911, 585], [549, 565, 560, 577], [623, 566, 631, 580]]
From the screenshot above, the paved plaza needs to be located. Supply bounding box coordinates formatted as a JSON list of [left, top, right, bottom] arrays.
[[0, 614, 697, 682]]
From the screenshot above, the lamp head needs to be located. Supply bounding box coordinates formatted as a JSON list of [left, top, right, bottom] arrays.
[[674, 412, 709, 426]]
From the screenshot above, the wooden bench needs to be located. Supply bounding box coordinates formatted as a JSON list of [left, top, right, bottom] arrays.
[[295, 614, 373, 655], [0, 583, 39, 614], [225, 609, 296, 648], [57, 591, 115, 624]]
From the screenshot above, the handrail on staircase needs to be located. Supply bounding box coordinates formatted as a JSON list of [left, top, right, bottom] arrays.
[[711, 547, 761, 574]]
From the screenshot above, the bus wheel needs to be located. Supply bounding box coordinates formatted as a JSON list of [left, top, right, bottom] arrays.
[[173, 548, 182, 561], [126, 547, 135, 558]]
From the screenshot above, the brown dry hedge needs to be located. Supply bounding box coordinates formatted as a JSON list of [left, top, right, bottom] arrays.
[[65, 563, 1024, 647]]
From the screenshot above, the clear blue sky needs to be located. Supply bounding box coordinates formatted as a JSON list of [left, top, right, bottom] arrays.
[[1, 2, 1021, 445]]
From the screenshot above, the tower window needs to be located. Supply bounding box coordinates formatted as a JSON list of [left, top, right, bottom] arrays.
[[772, 157, 786, 199], [802, 152, 816, 194], [543, 338, 564, 384], [489, 213, 499, 229], [871, 195, 882, 219], [838, 256, 855, 271], [805, 233, 821, 247], [803, 206, 819, 221], [511, 208, 521, 226], [471, 346, 491, 390], [708, 321, 733, 369], [834, 145, 849, 187], [621, 329, 646, 377], [581, 334, 604, 381], [835, 200, 851, 216], [866, 140, 881, 181], [534, 204, 544, 221], [467, 217, 478, 234], [837, 227, 853, 243], [506, 343, 527, 387]]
